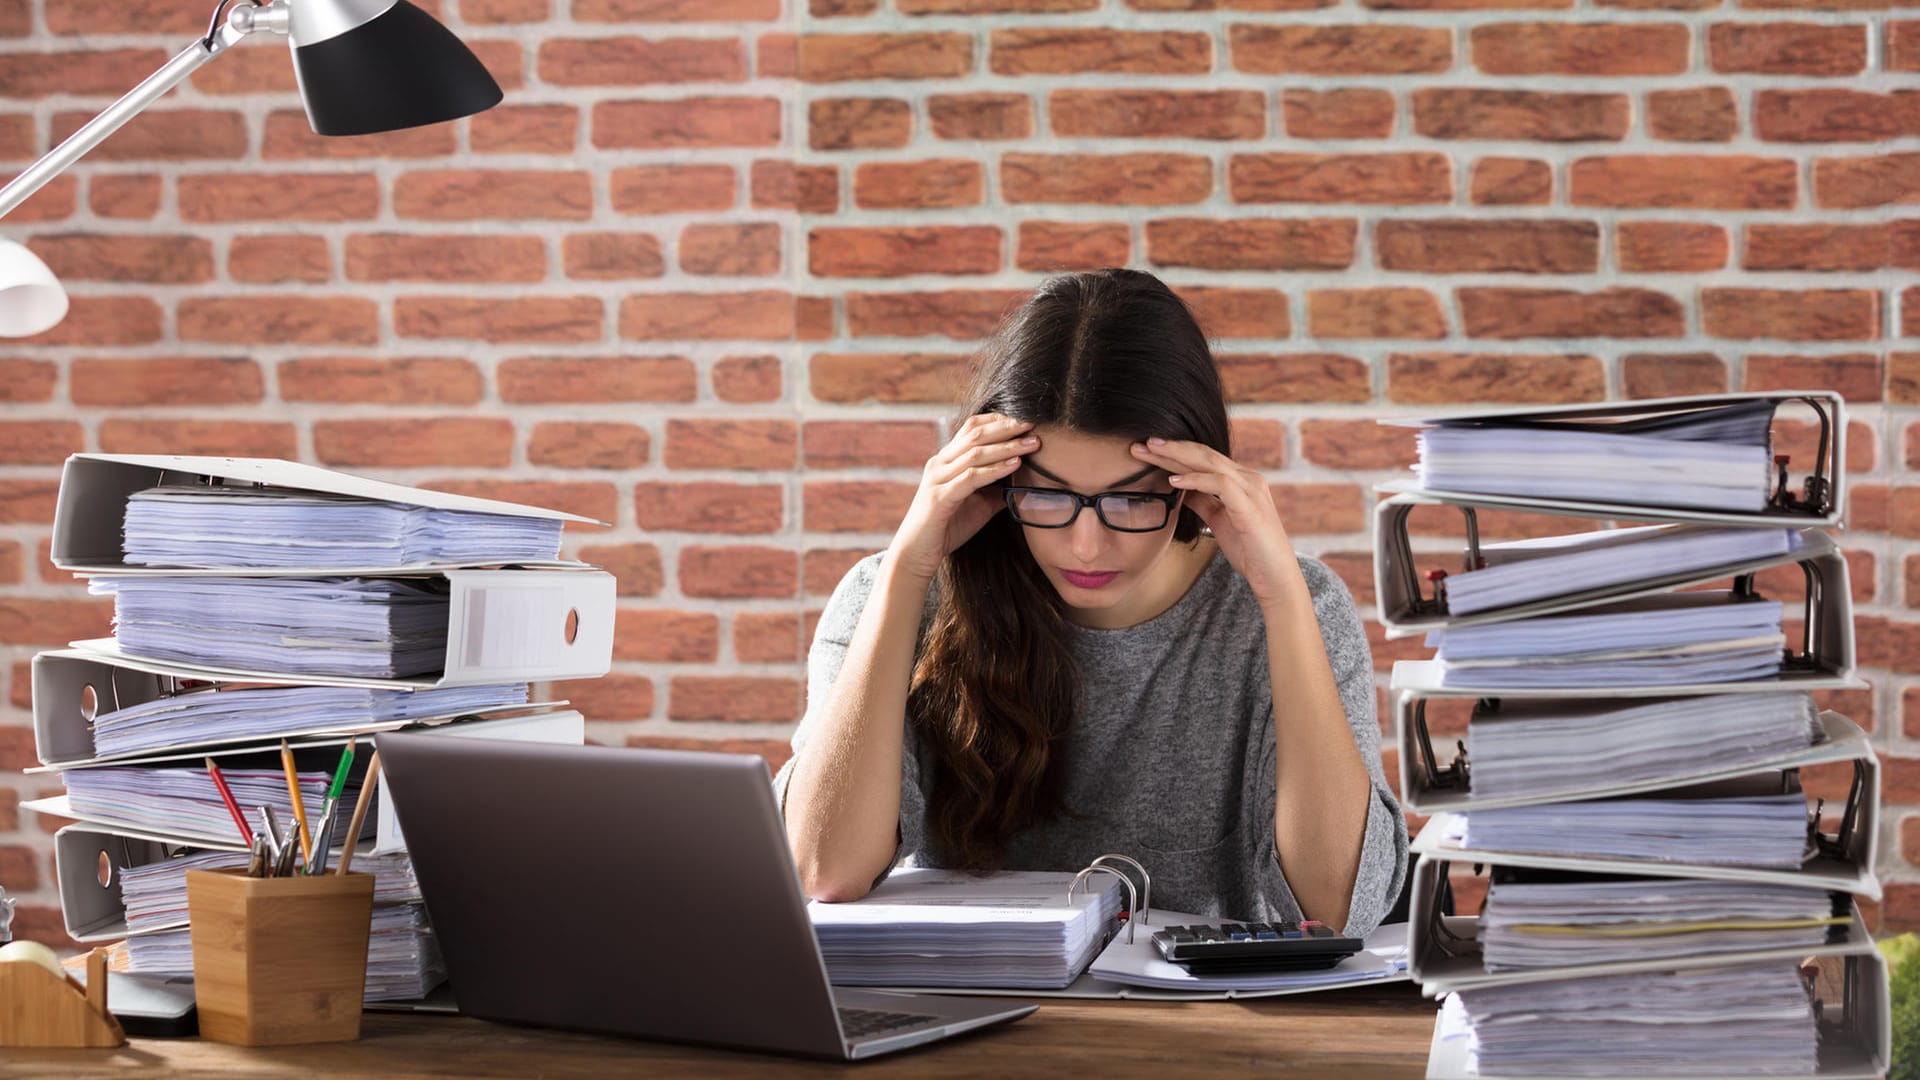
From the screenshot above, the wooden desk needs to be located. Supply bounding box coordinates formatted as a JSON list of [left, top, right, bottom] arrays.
[[0, 985, 1439, 1078]]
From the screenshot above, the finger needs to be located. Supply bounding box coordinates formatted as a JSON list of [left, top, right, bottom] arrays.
[[946, 457, 1023, 497], [935, 436, 1036, 483], [940, 415, 1034, 464], [1166, 471, 1253, 513], [1129, 437, 1230, 473]]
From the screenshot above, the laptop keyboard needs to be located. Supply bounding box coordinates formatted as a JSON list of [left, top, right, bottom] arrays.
[[839, 1006, 939, 1040]]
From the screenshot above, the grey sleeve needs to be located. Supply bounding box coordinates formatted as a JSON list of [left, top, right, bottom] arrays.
[[769, 553, 931, 876], [1246, 555, 1410, 938]]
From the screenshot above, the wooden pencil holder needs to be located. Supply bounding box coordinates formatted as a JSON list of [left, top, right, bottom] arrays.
[[0, 946, 125, 1048], [186, 868, 374, 1046]]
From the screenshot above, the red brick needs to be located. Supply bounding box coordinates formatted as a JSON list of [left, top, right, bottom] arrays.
[[1701, 289, 1879, 341], [750, 160, 837, 213], [229, 234, 331, 284], [594, 97, 782, 150], [1756, 89, 1913, 143], [576, 0, 782, 18], [1708, 22, 1866, 75], [88, 174, 161, 219], [0, 49, 172, 98], [179, 297, 377, 345], [1300, 420, 1419, 470], [17, 295, 157, 346], [539, 36, 746, 85], [554, 232, 667, 281], [1616, 221, 1729, 272], [47, 107, 245, 162], [422, 480, 619, 526], [1894, 21, 1920, 72], [665, 419, 798, 470], [553, 674, 654, 723], [188, 43, 297, 94], [1282, 89, 1395, 139], [575, 543, 663, 596], [714, 355, 783, 403], [178, 173, 379, 222], [498, 355, 697, 403], [683, 220, 779, 272], [620, 291, 798, 341], [1470, 158, 1552, 205], [991, 29, 1205, 75], [396, 297, 604, 343], [1744, 224, 1890, 271], [1374, 220, 1598, 273], [1181, 288, 1295, 340], [1890, 351, 1920, 404], [810, 226, 998, 278], [1387, 353, 1607, 404], [668, 676, 802, 723], [1229, 418, 1286, 470], [1269, 483, 1366, 535], [1622, 353, 1729, 398], [1231, 25, 1450, 74], [0, 540, 18, 585], [614, 609, 720, 663], [610, 164, 738, 214], [803, 420, 940, 469], [0, 421, 80, 464], [393, 170, 592, 221], [46, 0, 207, 33], [1306, 288, 1447, 339], [1459, 287, 1685, 339], [1229, 152, 1451, 204], [679, 545, 800, 599], [852, 159, 984, 211], [470, 104, 579, 154], [1050, 89, 1264, 140], [1647, 87, 1740, 142], [1217, 354, 1370, 404], [313, 418, 516, 468], [279, 357, 483, 405], [0, 359, 54, 402], [27, 233, 211, 283], [0, 479, 59, 523], [735, 611, 809, 664], [809, 352, 970, 403], [1002, 153, 1212, 205], [635, 482, 784, 534], [799, 31, 972, 80], [804, 548, 876, 595], [809, 97, 912, 152], [0, 596, 112, 645], [1411, 89, 1629, 141], [69, 357, 261, 407], [929, 93, 1034, 140], [1016, 221, 1131, 272], [345, 233, 546, 283], [1145, 218, 1356, 271], [527, 422, 651, 469], [1569, 155, 1797, 208], [1471, 22, 1689, 75], [803, 481, 916, 533]]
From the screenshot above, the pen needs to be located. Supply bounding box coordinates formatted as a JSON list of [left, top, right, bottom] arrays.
[[326, 738, 356, 804], [335, 750, 380, 876], [204, 756, 254, 847], [256, 806, 283, 872], [309, 797, 339, 875], [280, 739, 313, 866], [245, 834, 268, 878]]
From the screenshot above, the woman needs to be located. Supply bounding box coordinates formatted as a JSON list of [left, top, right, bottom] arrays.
[[773, 268, 1408, 936]]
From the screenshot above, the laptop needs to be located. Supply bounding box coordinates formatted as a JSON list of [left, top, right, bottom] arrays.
[[373, 732, 1037, 1060]]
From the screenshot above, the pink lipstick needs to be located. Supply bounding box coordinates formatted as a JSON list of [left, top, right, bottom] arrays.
[[1060, 569, 1120, 589]]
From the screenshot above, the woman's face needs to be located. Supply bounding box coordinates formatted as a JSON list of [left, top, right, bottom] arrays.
[[1007, 425, 1187, 621]]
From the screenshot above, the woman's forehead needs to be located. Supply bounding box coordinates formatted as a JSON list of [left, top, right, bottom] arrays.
[[1022, 426, 1162, 489]]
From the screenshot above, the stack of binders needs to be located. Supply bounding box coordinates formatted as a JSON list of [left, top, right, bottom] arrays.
[[21, 454, 617, 1012], [1368, 394, 1891, 1080]]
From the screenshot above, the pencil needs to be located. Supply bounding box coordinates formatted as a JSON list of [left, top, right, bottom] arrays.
[[203, 756, 254, 847], [280, 739, 313, 865], [326, 737, 357, 803], [334, 750, 381, 877]]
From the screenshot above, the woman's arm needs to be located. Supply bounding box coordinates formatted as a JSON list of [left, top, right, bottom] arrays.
[[1260, 559, 1375, 927], [781, 556, 931, 901]]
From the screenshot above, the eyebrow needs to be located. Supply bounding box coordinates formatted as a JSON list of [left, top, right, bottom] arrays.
[[1022, 460, 1160, 492]]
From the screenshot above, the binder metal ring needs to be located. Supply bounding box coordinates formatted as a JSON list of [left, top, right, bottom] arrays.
[[1068, 865, 1138, 945], [1084, 853, 1152, 926]]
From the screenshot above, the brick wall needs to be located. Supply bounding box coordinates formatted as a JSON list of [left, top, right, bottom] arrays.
[[0, 0, 1910, 944]]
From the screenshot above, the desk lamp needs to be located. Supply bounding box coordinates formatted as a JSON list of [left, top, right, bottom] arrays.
[[0, 0, 502, 336]]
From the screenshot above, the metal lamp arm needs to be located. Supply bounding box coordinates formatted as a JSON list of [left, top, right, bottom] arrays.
[[0, 1, 287, 221]]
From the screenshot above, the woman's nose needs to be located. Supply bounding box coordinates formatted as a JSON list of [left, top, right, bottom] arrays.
[[1069, 505, 1108, 561]]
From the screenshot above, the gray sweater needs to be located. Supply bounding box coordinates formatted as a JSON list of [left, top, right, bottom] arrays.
[[771, 546, 1410, 938]]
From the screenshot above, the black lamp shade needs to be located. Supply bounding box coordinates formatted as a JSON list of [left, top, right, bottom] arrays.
[[293, 0, 502, 137]]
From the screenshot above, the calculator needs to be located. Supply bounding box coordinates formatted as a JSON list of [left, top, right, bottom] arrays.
[[1149, 920, 1364, 974]]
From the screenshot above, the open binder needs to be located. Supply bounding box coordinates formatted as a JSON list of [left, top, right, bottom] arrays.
[[1375, 391, 1846, 529], [1374, 506, 1857, 675], [1422, 946, 1889, 1080], [51, 453, 608, 575], [1405, 855, 1875, 996]]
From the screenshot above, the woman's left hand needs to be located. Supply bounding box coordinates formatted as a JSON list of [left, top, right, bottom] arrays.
[[1130, 437, 1303, 610]]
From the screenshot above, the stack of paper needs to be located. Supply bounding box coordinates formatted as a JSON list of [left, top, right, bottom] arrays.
[[124, 901, 445, 1002], [123, 485, 564, 569], [1414, 400, 1776, 512], [119, 850, 423, 934], [1441, 526, 1798, 616], [1428, 592, 1785, 688], [1480, 873, 1843, 971], [808, 869, 1123, 990], [64, 766, 334, 845], [86, 682, 529, 760], [92, 576, 451, 679], [1464, 692, 1817, 801], [1456, 792, 1811, 868], [1441, 961, 1817, 1077]]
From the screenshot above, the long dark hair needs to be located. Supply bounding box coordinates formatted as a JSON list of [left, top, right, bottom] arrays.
[[905, 268, 1233, 871]]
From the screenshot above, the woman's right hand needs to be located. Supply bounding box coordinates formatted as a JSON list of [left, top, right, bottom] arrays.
[[885, 412, 1037, 585]]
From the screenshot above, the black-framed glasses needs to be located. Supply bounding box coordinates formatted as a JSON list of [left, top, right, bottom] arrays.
[[1001, 485, 1181, 532]]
